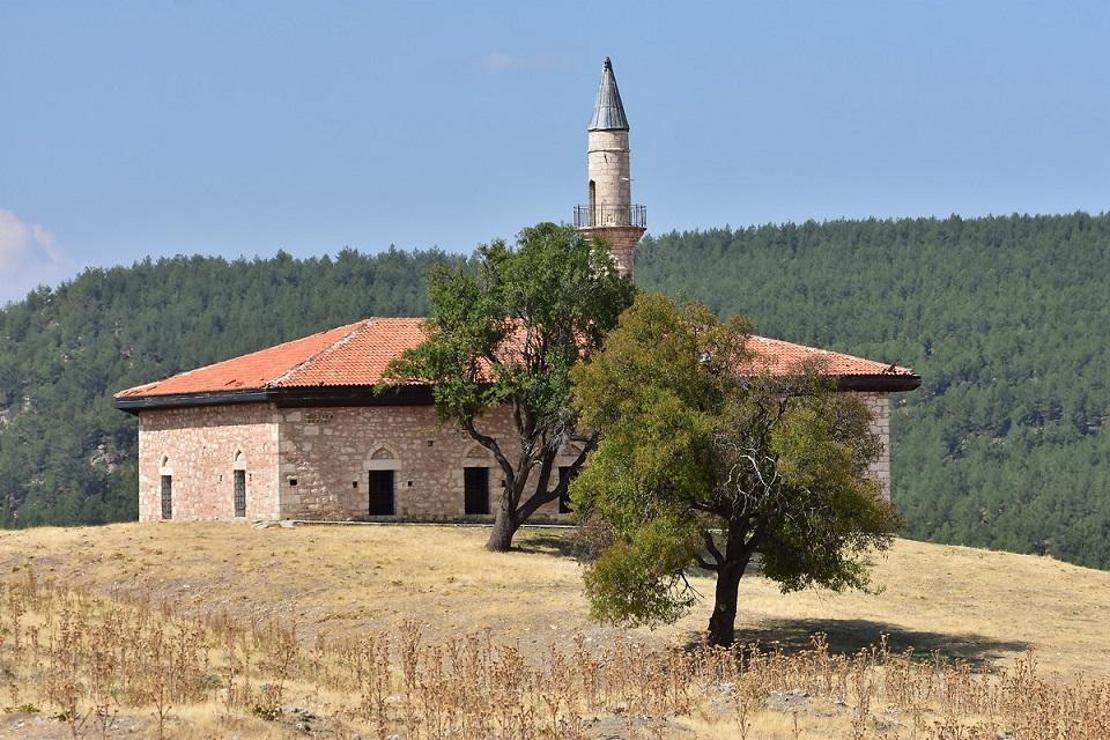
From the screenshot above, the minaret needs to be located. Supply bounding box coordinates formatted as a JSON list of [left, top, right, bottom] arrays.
[[574, 57, 645, 278]]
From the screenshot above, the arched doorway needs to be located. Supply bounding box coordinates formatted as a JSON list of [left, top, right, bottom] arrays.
[[463, 445, 492, 516], [366, 447, 399, 516]]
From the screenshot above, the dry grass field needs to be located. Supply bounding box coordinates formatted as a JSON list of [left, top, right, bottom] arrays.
[[0, 522, 1108, 737]]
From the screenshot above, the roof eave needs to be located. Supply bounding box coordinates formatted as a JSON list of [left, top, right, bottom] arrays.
[[112, 384, 436, 414], [113, 389, 272, 415], [114, 373, 921, 415], [834, 374, 922, 393], [587, 119, 629, 132]]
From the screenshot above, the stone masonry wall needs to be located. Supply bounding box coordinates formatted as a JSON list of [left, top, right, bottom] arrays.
[[277, 405, 570, 522], [859, 392, 892, 501], [137, 403, 281, 521], [136, 390, 893, 522], [578, 224, 643, 278]]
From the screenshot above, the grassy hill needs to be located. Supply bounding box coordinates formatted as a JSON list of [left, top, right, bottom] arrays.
[[0, 212, 1107, 569], [0, 523, 1107, 737]]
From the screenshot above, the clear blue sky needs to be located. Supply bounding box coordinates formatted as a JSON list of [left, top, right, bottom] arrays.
[[1, 1, 1106, 303]]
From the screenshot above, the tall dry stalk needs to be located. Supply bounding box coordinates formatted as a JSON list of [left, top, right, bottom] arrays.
[[2, 573, 1110, 738]]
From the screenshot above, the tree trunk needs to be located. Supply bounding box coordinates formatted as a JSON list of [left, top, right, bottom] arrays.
[[706, 561, 744, 647], [486, 503, 519, 552]]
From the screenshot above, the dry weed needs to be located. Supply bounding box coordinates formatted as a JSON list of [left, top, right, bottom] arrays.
[[0, 571, 1108, 738]]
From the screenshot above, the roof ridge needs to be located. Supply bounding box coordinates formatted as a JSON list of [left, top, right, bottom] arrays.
[[753, 334, 880, 363], [268, 318, 377, 388], [112, 320, 367, 398]]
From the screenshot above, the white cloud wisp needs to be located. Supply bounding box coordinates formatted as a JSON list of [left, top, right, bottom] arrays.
[[0, 209, 73, 304]]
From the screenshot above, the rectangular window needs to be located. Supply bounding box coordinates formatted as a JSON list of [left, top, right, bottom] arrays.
[[234, 470, 246, 517], [160, 475, 173, 520], [464, 467, 490, 515], [368, 470, 395, 516], [558, 466, 575, 514]]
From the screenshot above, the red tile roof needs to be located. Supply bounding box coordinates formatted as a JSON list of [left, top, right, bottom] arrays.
[[115, 318, 425, 398], [742, 335, 915, 378], [115, 317, 916, 399]]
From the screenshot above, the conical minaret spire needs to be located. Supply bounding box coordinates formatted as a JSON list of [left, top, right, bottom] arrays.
[[574, 57, 645, 278], [588, 57, 629, 131]]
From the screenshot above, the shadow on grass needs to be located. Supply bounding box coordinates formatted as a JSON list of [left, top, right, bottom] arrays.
[[516, 531, 769, 572], [517, 532, 1027, 668], [514, 532, 590, 560], [683, 617, 1029, 668]]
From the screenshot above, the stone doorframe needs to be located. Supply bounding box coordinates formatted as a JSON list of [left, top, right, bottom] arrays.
[[361, 444, 401, 516]]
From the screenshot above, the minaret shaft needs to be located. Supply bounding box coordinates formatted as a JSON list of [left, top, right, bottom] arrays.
[[574, 57, 645, 279], [587, 129, 633, 211]]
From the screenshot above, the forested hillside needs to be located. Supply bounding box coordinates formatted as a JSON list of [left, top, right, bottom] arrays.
[[0, 213, 1107, 567], [637, 213, 1110, 567]]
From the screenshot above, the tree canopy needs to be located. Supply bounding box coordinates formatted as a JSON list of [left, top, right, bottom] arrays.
[[571, 293, 901, 645], [385, 223, 636, 550]]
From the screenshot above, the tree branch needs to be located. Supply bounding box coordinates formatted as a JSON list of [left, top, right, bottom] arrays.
[[678, 570, 704, 600], [693, 555, 719, 572], [517, 461, 557, 521], [463, 418, 515, 486], [517, 431, 598, 521], [702, 531, 724, 566]]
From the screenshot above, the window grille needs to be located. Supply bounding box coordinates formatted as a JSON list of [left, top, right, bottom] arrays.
[[234, 470, 246, 517], [160, 475, 173, 520]]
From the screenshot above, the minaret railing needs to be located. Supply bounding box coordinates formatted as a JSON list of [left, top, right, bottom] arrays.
[[573, 204, 647, 229]]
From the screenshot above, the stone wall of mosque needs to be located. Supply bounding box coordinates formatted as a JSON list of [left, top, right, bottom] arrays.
[[135, 390, 892, 523], [137, 403, 281, 522], [275, 404, 572, 522]]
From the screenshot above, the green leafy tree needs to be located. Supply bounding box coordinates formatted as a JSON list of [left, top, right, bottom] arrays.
[[571, 293, 901, 646], [386, 223, 636, 551]]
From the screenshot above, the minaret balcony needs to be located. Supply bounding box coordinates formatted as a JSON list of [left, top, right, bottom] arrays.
[[573, 204, 647, 229]]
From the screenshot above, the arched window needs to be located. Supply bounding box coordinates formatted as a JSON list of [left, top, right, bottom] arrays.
[[159, 456, 173, 520], [465, 444, 490, 460], [233, 451, 247, 518]]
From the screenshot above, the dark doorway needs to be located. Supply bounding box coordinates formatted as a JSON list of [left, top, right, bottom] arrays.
[[233, 470, 246, 517], [464, 466, 490, 515], [558, 466, 575, 514], [368, 470, 395, 516], [160, 475, 173, 520]]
